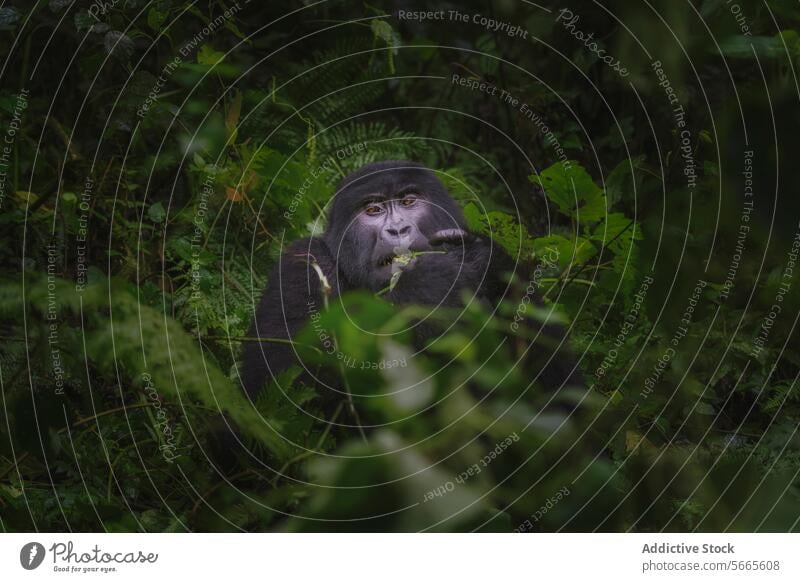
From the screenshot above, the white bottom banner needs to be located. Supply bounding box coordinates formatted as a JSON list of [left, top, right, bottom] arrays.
[[0, 533, 797, 581]]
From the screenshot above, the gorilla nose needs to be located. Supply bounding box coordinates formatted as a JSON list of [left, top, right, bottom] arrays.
[[386, 225, 412, 238]]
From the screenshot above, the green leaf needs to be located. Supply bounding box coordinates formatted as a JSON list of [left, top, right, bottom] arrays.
[[147, 1, 171, 31], [197, 44, 225, 65], [371, 19, 398, 73], [695, 402, 716, 415], [530, 161, 606, 222], [532, 234, 596, 269], [463, 203, 535, 258], [74, 11, 94, 32], [371, 19, 395, 44], [605, 155, 645, 207], [590, 212, 641, 254], [148, 201, 166, 223]]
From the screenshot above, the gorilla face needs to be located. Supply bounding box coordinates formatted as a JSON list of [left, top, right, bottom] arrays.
[[358, 192, 430, 273], [323, 161, 468, 290]]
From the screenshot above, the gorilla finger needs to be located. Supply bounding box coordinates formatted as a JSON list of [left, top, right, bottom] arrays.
[[429, 228, 471, 246]]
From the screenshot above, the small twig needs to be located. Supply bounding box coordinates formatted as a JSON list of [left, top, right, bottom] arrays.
[[301, 258, 366, 441], [0, 452, 28, 481], [341, 369, 367, 442], [47, 117, 81, 161], [375, 250, 446, 296]]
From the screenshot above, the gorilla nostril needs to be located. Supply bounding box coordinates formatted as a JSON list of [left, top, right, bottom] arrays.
[[387, 225, 411, 238]]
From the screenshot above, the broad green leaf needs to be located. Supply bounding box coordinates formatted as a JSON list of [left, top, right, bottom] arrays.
[[530, 161, 606, 222], [590, 212, 641, 254], [605, 155, 645, 207], [532, 234, 596, 269]]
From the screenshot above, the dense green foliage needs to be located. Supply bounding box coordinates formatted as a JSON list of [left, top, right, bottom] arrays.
[[1, 0, 799, 531]]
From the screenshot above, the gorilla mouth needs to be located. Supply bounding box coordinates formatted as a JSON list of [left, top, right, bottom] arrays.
[[377, 253, 398, 267], [378, 249, 417, 268]]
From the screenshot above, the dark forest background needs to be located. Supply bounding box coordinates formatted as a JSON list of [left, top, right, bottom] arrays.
[[1, 0, 800, 532]]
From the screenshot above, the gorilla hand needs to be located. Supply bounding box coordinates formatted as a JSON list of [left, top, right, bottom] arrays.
[[429, 228, 473, 247]]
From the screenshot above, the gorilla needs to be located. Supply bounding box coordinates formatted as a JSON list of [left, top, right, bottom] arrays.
[[241, 160, 582, 411]]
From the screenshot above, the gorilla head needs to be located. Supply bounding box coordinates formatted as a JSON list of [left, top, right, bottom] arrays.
[[322, 161, 469, 290]]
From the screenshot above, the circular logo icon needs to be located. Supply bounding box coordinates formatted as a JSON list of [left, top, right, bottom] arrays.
[[20, 542, 46, 570]]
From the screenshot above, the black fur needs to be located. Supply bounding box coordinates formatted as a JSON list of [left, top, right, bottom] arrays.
[[241, 160, 582, 403]]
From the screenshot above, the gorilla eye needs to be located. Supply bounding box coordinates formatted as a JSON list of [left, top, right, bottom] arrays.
[[400, 195, 418, 207], [364, 204, 383, 216]]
